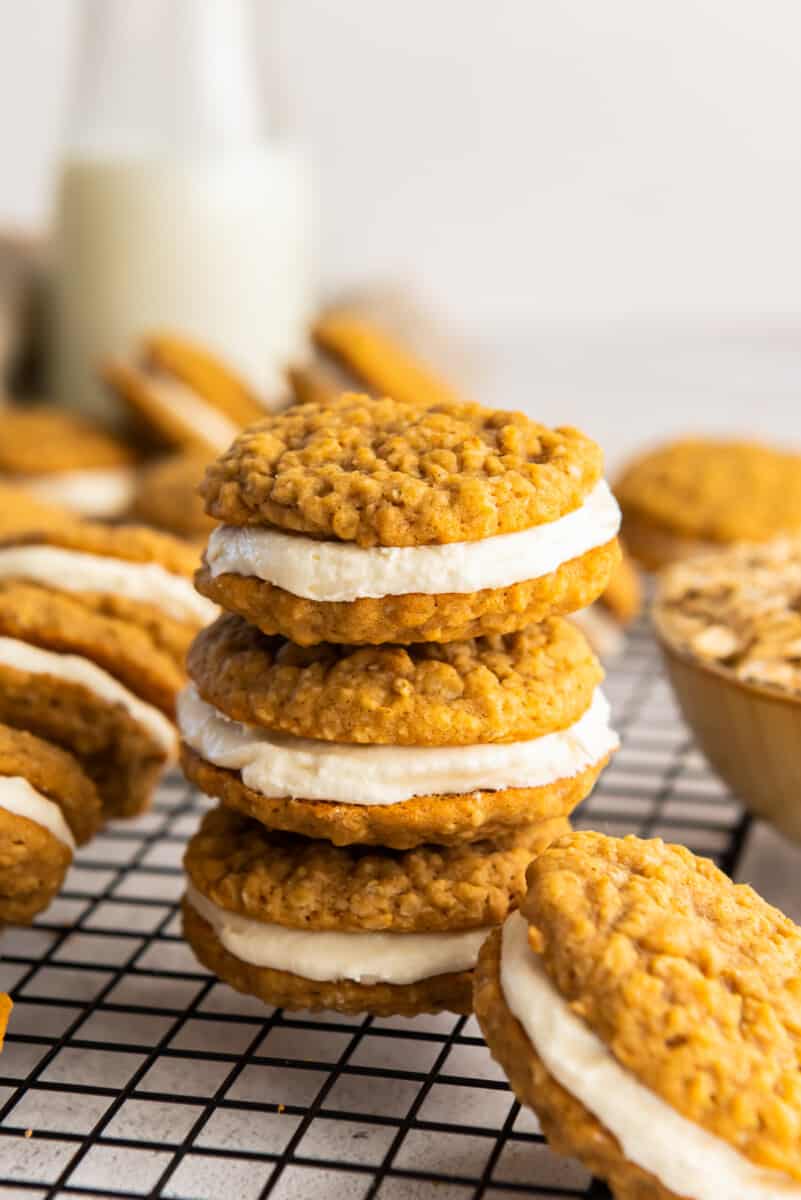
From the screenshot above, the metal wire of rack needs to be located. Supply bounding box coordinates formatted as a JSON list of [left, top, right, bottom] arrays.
[[0, 623, 752, 1200]]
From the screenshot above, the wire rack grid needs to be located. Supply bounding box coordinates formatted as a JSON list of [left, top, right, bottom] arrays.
[[0, 623, 752, 1200]]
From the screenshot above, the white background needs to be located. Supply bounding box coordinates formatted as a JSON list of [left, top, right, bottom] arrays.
[[1, 0, 800, 458]]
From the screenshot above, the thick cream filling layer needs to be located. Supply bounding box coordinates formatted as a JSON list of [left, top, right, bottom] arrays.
[[500, 912, 801, 1200], [178, 685, 618, 806], [0, 544, 217, 626], [149, 373, 241, 452], [0, 776, 75, 852], [18, 467, 136, 517], [205, 479, 621, 602], [186, 884, 489, 985], [0, 637, 176, 759]]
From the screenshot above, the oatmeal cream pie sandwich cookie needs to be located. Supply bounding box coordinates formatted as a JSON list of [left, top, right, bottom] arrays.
[[0, 724, 102, 923], [180, 615, 618, 849], [104, 331, 268, 457], [0, 405, 137, 519], [182, 805, 569, 1016], [197, 394, 622, 646], [0, 521, 218, 669], [475, 831, 801, 1200], [0, 582, 178, 817]]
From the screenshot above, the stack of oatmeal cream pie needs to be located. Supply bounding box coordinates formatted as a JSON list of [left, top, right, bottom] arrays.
[[179, 393, 622, 1015]]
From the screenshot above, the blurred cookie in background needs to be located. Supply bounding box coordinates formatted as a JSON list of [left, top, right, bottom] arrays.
[[571, 544, 642, 660], [0, 482, 74, 539], [0, 405, 137, 519], [290, 285, 480, 407], [129, 453, 216, 547], [616, 437, 801, 571], [103, 330, 269, 457]]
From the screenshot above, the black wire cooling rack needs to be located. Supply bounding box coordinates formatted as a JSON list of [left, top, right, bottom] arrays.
[[0, 623, 754, 1200]]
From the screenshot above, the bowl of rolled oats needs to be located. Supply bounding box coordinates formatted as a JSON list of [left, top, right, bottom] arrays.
[[653, 537, 801, 842]]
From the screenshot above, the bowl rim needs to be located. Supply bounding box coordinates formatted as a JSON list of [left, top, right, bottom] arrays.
[[657, 628, 801, 711]]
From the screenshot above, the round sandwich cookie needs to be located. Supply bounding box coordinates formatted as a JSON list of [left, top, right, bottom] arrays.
[[0, 521, 217, 669], [180, 614, 617, 849], [616, 437, 801, 571], [0, 723, 102, 923], [104, 331, 267, 457], [289, 310, 467, 409], [129, 454, 217, 544], [0, 405, 137, 519], [0, 581, 178, 817], [475, 831, 801, 1200], [183, 804, 569, 1016], [197, 394, 622, 646], [571, 544, 642, 661]]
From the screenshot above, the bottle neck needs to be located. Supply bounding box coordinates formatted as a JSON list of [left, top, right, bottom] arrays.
[[68, 0, 265, 156]]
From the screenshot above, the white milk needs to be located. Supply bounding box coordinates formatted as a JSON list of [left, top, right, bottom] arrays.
[[52, 0, 316, 422]]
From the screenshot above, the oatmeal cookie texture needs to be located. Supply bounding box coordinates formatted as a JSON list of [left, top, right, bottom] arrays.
[[188, 614, 602, 746], [654, 538, 801, 695], [185, 805, 559, 933], [617, 437, 801, 553], [0, 723, 101, 845], [201, 394, 603, 546], [521, 832, 801, 1180]]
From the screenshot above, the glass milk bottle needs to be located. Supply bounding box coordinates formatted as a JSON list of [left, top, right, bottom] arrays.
[[53, 0, 316, 422]]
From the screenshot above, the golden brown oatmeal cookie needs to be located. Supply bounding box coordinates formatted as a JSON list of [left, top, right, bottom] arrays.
[[144, 332, 266, 426], [519, 831, 801, 1181], [196, 537, 620, 646], [0, 663, 170, 819], [182, 899, 473, 1016], [201, 393, 603, 547], [188, 614, 602, 745], [182, 743, 598, 849], [0, 807, 73, 924], [0, 520, 200, 575], [0, 406, 135, 475], [599, 543, 641, 624], [185, 805, 565, 933], [129, 454, 217, 541], [0, 723, 101, 845], [616, 437, 801, 567], [0, 994, 11, 1048], [311, 310, 466, 408]]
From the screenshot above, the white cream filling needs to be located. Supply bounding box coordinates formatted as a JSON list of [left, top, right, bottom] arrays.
[[0, 637, 176, 759], [18, 467, 137, 517], [205, 479, 621, 602], [500, 912, 801, 1200], [178, 685, 618, 806], [0, 545, 218, 626], [186, 884, 489, 985], [0, 776, 75, 852], [149, 373, 241, 452], [571, 605, 625, 661]]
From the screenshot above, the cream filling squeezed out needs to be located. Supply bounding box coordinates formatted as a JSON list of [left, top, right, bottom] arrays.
[[0, 545, 217, 626], [0, 776, 75, 852], [178, 685, 618, 806], [186, 885, 489, 985], [499, 913, 801, 1200], [205, 479, 621, 601]]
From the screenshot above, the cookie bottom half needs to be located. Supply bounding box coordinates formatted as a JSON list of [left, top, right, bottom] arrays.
[[0, 809, 72, 924], [473, 929, 680, 1200], [183, 899, 473, 1017], [195, 539, 621, 647], [181, 745, 605, 850]]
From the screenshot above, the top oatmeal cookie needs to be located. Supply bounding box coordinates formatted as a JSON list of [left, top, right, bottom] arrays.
[[522, 831, 801, 1180], [201, 394, 603, 547], [616, 437, 801, 546]]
